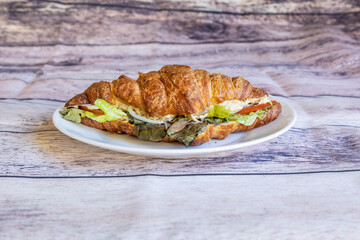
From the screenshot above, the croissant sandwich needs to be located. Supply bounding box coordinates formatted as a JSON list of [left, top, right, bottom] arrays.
[[61, 65, 282, 147]]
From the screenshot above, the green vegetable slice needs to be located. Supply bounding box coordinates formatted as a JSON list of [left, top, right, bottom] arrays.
[[169, 122, 208, 147], [61, 99, 128, 123], [135, 124, 167, 142], [204, 117, 226, 125], [207, 104, 233, 119], [167, 118, 189, 136], [94, 99, 128, 120], [227, 113, 257, 126], [205, 103, 270, 126], [61, 108, 124, 123], [60, 108, 84, 123], [227, 108, 270, 126], [252, 108, 269, 120]]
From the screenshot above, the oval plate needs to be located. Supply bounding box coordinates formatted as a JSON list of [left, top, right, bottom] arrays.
[[53, 97, 296, 158]]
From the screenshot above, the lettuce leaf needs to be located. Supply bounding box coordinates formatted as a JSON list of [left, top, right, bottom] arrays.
[[206, 103, 270, 126], [94, 99, 128, 120], [168, 122, 208, 147], [207, 104, 233, 119], [61, 99, 128, 123], [61, 108, 123, 123], [167, 118, 189, 136], [83, 111, 118, 123], [61, 108, 84, 123], [204, 117, 226, 125], [135, 124, 167, 142], [252, 108, 269, 120], [227, 108, 270, 126], [227, 113, 257, 126]]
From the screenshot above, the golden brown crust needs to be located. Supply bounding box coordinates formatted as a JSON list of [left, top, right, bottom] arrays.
[[161, 136, 177, 143], [113, 75, 144, 110], [232, 76, 251, 100], [65, 93, 89, 107], [137, 71, 168, 116], [65, 65, 266, 117], [80, 118, 136, 136], [212, 122, 239, 140], [194, 69, 212, 108], [80, 117, 106, 130], [210, 73, 235, 104], [159, 65, 207, 115], [191, 124, 214, 146]]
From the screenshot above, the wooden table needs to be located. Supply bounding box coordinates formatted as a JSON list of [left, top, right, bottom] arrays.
[[1, 0, 359, 239]]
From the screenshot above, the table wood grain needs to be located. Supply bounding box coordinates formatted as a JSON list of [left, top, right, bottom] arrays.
[[1, 172, 360, 239], [0, 0, 359, 239]]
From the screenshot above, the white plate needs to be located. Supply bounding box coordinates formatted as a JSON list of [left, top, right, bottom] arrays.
[[53, 97, 296, 158]]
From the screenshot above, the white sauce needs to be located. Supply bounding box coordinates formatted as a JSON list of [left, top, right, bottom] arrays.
[[219, 95, 271, 113]]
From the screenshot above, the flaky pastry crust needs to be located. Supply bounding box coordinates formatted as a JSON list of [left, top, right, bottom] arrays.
[[65, 65, 282, 146], [66, 65, 268, 117]]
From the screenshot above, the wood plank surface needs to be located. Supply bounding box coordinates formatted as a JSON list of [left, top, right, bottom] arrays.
[[1, 172, 360, 239], [1, 43, 359, 99], [1, 1, 359, 46], [1, 0, 360, 14], [0, 0, 359, 176], [1, 0, 360, 238], [1, 97, 359, 176]]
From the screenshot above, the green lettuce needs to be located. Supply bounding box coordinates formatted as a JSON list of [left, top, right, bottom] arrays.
[[205, 103, 271, 126], [168, 122, 208, 147], [252, 108, 269, 120], [207, 104, 232, 119], [83, 111, 118, 123], [227, 108, 269, 126], [167, 118, 189, 136], [94, 99, 128, 119], [61, 99, 128, 123], [204, 117, 226, 125], [227, 113, 257, 126], [135, 124, 167, 142], [60, 108, 84, 123]]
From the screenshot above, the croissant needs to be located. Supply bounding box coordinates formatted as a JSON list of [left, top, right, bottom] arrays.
[[62, 65, 282, 147]]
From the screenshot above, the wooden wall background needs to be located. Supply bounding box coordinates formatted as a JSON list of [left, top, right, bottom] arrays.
[[0, 0, 359, 176]]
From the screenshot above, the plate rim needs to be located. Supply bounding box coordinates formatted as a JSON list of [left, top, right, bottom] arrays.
[[52, 98, 297, 157]]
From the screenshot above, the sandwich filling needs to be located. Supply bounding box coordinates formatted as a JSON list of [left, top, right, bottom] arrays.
[[61, 96, 274, 147]]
